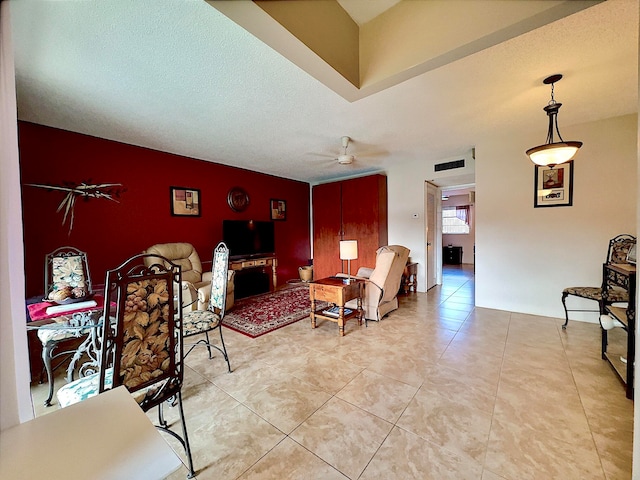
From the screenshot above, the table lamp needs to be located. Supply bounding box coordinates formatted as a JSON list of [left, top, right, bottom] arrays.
[[339, 240, 358, 284]]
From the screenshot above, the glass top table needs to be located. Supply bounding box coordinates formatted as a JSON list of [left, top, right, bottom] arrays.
[[27, 299, 108, 407]]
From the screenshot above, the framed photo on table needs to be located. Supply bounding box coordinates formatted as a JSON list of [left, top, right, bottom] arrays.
[[534, 161, 573, 208], [170, 187, 201, 216], [270, 199, 286, 220]]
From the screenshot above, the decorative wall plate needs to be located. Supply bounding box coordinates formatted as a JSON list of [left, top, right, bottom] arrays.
[[227, 187, 249, 212]]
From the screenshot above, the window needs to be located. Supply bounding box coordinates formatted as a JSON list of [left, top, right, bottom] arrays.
[[442, 205, 470, 234]]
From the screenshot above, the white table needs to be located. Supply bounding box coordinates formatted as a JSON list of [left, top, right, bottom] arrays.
[[0, 386, 183, 479]]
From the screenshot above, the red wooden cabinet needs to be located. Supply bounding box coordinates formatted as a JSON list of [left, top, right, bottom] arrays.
[[312, 174, 388, 280]]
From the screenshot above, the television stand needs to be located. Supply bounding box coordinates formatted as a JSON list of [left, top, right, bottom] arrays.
[[229, 256, 277, 297]]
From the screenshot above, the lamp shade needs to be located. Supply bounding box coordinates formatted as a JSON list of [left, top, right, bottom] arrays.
[[526, 141, 582, 166], [339, 240, 358, 260]]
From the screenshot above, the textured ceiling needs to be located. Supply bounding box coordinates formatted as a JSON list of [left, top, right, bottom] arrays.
[[10, 0, 638, 185]]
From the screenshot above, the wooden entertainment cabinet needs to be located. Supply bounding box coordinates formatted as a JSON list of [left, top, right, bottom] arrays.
[[229, 255, 277, 298], [312, 174, 388, 280]]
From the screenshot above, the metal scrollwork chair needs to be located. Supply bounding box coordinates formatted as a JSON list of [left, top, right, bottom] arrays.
[[182, 242, 232, 372], [56, 253, 195, 478], [561, 234, 636, 329], [45, 246, 92, 301], [35, 246, 96, 406]]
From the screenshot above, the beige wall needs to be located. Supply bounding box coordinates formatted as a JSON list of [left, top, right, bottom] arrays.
[[360, 0, 570, 88], [387, 113, 637, 317], [475, 113, 637, 320], [255, 0, 359, 87]]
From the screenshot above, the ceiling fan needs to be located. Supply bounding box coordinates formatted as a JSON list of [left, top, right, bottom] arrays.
[[336, 136, 355, 165], [307, 136, 386, 168]]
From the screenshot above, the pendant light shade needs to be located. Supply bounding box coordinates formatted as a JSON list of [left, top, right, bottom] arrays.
[[526, 74, 582, 167]]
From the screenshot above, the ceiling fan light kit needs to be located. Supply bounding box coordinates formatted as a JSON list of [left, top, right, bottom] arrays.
[[338, 154, 355, 165], [526, 74, 582, 167]]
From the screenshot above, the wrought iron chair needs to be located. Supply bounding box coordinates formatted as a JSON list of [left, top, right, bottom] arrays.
[[561, 234, 636, 329], [35, 246, 95, 406], [56, 253, 195, 478], [44, 246, 92, 300], [182, 242, 232, 372]]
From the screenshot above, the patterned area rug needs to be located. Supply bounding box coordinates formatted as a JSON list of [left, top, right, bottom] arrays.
[[222, 283, 328, 338]]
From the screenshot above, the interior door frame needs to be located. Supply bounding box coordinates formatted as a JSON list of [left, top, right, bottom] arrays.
[[425, 181, 442, 289]]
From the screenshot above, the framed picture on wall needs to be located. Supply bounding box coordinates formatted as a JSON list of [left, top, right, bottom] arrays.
[[534, 161, 573, 208], [170, 187, 201, 216], [270, 199, 286, 220]]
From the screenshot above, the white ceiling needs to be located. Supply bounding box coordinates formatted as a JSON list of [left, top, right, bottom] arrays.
[[9, 0, 638, 185]]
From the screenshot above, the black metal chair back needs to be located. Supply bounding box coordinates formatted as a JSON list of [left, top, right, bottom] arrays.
[[100, 253, 194, 476]]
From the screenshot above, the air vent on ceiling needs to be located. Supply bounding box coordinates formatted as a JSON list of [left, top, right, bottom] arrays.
[[434, 159, 465, 172]]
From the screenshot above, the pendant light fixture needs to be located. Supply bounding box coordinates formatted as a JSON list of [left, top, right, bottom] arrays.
[[526, 74, 582, 167]]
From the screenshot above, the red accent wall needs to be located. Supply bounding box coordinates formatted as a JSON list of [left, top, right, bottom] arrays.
[[19, 122, 311, 297]]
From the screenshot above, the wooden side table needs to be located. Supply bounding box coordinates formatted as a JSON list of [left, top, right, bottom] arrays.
[[309, 277, 364, 336], [402, 262, 418, 293]]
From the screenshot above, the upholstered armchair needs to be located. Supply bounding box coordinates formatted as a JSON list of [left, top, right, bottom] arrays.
[[144, 242, 235, 311], [342, 245, 410, 321]]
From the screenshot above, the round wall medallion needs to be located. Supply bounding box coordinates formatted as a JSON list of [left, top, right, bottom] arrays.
[[227, 187, 250, 212]]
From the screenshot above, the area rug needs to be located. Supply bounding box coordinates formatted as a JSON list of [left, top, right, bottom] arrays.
[[222, 283, 328, 338]]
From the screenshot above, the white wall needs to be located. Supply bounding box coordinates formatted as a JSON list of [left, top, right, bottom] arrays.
[[475, 114, 637, 321], [0, 0, 33, 430], [386, 162, 430, 291], [387, 154, 476, 291]]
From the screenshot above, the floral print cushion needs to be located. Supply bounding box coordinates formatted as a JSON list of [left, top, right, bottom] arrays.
[[610, 239, 636, 264], [563, 286, 629, 302], [57, 368, 114, 408], [120, 278, 172, 390], [208, 249, 228, 311], [37, 326, 84, 344], [57, 367, 170, 408], [183, 310, 221, 336], [51, 255, 87, 290]]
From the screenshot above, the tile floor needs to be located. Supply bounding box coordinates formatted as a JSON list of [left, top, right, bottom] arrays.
[[31, 265, 634, 479]]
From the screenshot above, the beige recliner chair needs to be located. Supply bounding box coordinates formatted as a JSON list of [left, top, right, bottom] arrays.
[[144, 242, 235, 311], [342, 245, 410, 321]]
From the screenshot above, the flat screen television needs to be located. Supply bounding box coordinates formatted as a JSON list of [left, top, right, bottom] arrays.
[[222, 220, 275, 259]]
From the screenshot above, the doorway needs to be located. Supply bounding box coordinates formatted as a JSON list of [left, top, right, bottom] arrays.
[[426, 182, 475, 289]]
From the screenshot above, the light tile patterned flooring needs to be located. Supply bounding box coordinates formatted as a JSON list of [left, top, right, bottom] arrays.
[[32, 265, 634, 479]]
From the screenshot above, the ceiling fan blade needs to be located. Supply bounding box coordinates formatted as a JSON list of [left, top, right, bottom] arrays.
[[305, 152, 339, 159], [353, 149, 387, 158]]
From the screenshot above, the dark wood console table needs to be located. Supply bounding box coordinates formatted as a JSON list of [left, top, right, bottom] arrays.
[[602, 262, 635, 399]]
